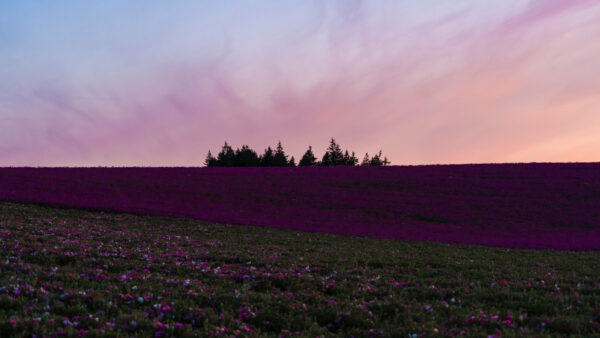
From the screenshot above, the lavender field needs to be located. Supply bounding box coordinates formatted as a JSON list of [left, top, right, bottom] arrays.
[[1, 163, 599, 250]]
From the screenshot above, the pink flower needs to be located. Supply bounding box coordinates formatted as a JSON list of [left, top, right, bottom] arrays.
[[153, 321, 168, 329], [487, 330, 501, 338]]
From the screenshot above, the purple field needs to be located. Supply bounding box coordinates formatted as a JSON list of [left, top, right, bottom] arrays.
[[0, 163, 599, 250]]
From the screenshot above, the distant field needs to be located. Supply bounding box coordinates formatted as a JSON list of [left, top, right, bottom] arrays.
[[0, 163, 599, 249], [1, 202, 599, 336]]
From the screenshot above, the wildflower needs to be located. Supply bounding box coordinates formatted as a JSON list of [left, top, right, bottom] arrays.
[[487, 330, 501, 338]]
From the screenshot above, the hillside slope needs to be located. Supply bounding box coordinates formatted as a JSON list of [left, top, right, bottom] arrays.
[[1, 163, 599, 249]]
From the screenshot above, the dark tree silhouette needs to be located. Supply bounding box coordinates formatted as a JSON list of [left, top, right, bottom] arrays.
[[272, 141, 289, 166], [321, 138, 345, 166], [233, 145, 260, 167], [343, 150, 358, 166], [361, 153, 370, 166], [216, 142, 235, 167], [205, 150, 218, 167], [299, 146, 317, 166], [321, 152, 330, 166], [204, 139, 390, 167], [260, 146, 275, 167], [369, 150, 390, 166], [321, 138, 357, 166]]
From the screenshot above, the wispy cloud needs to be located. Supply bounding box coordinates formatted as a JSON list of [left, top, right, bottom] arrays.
[[1, 1, 599, 165]]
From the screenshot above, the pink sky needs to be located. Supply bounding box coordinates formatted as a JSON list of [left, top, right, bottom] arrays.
[[1, 1, 599, 166]]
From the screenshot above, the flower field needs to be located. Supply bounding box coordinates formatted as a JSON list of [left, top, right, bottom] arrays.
[[0, 163, 599, 250], [1, 202, 600, 337]]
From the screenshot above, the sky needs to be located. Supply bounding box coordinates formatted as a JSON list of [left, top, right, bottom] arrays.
[[1, 0, 600, 166]]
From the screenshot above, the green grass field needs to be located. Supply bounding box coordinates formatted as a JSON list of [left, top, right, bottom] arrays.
[[1, 202, 599, 337]]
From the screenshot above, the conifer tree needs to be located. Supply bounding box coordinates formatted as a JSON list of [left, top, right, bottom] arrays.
[[272, 141, 289, 166], [204, 139, 389, 167], [299, 146, 317, 166], [216, 142, 235, 166], [260, 146, 275, 167], [233, 145, 260, 166], [343, 150, 358, 166], [370, 150, 385, 166], [321, 137, 345, 166], [349, 151, 358, 165], [204, 150, 218, 167], [321, 152, 331, 166], [361, 153, 370, 166]]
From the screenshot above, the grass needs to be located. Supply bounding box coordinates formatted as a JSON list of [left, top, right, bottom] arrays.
[[1, 202, 599, 337]]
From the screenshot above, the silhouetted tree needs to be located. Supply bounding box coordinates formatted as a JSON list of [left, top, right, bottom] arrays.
[[343, 150, 358, 166], [233, 145, 260, 167], [216, 142, 235, 166], [299, 146, 317, 166], [361, 153, 370, 166], [260, 146, 275, 167], [321, 138, 345, 166], [205, 139, 389, 167], [272, 141, 289, 166], [369, 150, 390, 166], [205, 150, 218, 167]]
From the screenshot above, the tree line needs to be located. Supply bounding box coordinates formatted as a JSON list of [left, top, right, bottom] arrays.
[[205, 138, 390, 167]]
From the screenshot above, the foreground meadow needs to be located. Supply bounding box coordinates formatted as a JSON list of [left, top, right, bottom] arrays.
[[1, 202, 599, 337]]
